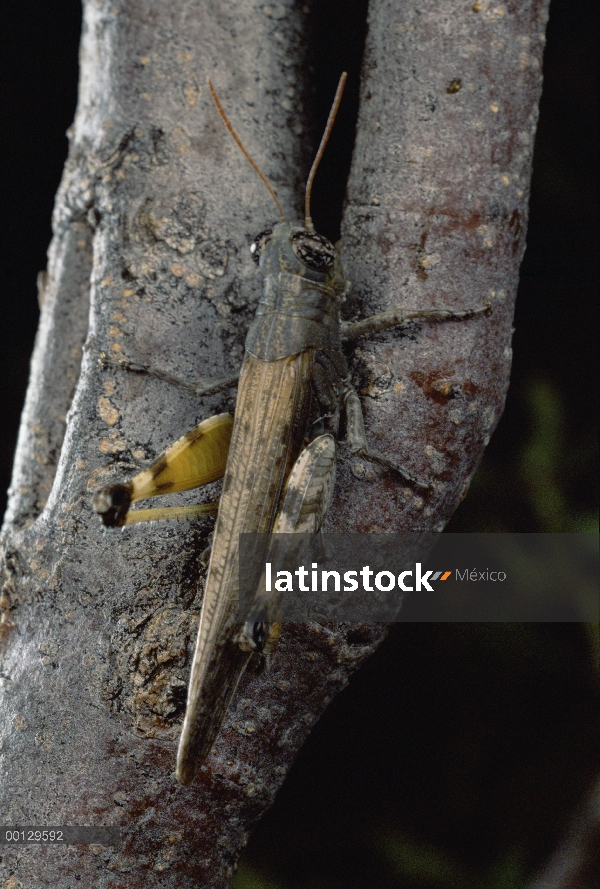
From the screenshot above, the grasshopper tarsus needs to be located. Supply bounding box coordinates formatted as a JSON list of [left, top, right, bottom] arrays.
[[93, 483, 132, 528], [352, 447, 432, 491]]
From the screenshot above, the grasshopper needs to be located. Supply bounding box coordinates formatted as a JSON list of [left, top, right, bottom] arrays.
[[94, 73, 489, 785]]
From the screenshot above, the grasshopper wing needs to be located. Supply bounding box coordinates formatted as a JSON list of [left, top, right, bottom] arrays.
[[176, 621, 252, 784], [175, 436, 336, 783]]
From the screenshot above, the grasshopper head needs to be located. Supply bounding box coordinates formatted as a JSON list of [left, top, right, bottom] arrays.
[[251, 220, 346, 295]]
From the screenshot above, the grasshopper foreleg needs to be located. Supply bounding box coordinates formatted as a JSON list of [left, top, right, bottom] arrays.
[[341, 301, 491, 341]]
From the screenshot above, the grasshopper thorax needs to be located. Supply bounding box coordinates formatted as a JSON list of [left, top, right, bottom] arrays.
[[245, 221, 345, 361]]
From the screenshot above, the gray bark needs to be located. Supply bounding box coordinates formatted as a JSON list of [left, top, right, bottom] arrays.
[[0, 1, 549, 886]]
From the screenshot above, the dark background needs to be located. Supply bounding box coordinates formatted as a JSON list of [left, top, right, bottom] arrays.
[[0, 2, 597, 887]]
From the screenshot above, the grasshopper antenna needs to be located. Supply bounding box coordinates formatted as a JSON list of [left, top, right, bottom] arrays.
[[207, 77, 286, 221], [304, 72, 347, 234]]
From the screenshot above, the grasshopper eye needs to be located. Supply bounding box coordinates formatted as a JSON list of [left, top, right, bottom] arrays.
[[291, 230, 335, 271], [250, 229, 272, 264]]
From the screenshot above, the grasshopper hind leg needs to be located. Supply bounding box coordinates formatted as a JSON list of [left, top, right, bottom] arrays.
[[239, 621, 282, 672], [235, 433, 337, 656], [343, 387, 431, 490], [94, 413, 233, 527]]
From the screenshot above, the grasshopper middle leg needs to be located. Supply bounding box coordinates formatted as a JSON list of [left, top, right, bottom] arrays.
[[98, 351, 240, 399], [343, 388, 430, 489]]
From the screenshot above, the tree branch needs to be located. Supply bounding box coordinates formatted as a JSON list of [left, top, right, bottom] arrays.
[[0, 1, 549, 886]]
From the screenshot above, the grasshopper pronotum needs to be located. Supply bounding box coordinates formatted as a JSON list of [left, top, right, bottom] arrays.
[[94, 74, 489, 784]]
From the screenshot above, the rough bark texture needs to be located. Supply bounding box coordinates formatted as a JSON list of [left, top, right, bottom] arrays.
[[0, 1, 549, 887]]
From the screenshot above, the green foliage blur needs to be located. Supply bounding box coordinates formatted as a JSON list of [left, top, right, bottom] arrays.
[[449, 379, 597, 535]]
